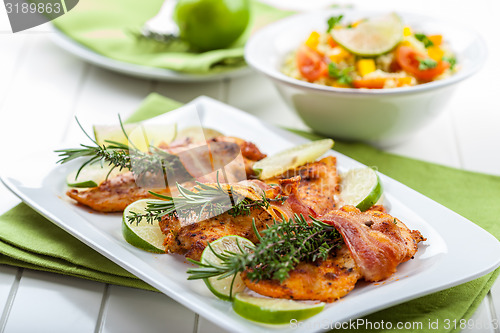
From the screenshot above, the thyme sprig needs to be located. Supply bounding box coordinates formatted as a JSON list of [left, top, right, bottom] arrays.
[[55, 117, 179, 181], [127, 177, 287, 225], [187, 215, 343, 283]]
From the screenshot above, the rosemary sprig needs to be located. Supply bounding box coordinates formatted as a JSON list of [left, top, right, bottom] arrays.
[[127, 177, 287, 225], [55, 117, 180, 181], [187, 215, 343, 283]]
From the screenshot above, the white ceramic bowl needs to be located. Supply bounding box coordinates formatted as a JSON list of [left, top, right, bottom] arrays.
[[245, 10, 487, 147]]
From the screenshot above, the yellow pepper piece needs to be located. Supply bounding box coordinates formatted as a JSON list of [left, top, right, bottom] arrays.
[[305, 31, 320, 50], [403, 26, 412, 37], [329, 47, 351, 63], [428, 35, 443, 46], [356, 59, 376, 77], [427, 46, 444, 61]]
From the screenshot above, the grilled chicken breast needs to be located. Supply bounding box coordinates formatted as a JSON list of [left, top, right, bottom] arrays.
[[67, 172, 174, 213], [242, 245, 361, 302], [242, 206, 425, 302], [66, 136, 266, 212], [265, 156, 340, 216], [159, 179, 312, 261], [159, 157, 340, 260]]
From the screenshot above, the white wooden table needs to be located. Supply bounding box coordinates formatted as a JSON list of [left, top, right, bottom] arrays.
[[0, 1, 499, 332]]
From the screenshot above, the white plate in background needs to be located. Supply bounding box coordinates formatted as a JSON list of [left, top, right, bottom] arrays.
[[50, 27, 251, 82]]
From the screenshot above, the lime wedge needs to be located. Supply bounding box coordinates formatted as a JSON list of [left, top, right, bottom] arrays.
[[201, 236, 254, 301], [339, 167, 383, 211], [252, 139, 334, 180], [233, 292, 325, 324], [94, 123, 177, 152], [176, 126, 224, 143], [122, 199, 166, 253], [331, 13, 403, 56], [66, 164, 126, 188]]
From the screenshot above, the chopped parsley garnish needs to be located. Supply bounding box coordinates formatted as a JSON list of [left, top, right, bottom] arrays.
[[328, 63, 354, 85], [418, 58, 437, 71], [443, 56, 457, 70], [414, 33, 434, 48], [327, 15, 343, 32]]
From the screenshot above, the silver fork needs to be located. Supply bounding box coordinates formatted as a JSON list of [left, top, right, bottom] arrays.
[[141, 0, 179, 39]]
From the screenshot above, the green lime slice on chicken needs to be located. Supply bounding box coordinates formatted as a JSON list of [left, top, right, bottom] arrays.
[[122, 199, 167, 254], [200, 235, 255, 301], [339, 167, 383, 211], [253, 139, 334, 179]]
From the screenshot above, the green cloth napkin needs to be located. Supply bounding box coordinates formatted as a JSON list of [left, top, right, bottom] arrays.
[[52, 0, 292, 74], [1, 93, 499, 333]]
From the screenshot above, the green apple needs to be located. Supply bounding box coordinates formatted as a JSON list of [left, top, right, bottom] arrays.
[[174, 0, 250, 51]]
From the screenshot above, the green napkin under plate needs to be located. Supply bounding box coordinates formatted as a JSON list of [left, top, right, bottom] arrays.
[[1, 93, 499, 333], [52, 0, 292, 74]]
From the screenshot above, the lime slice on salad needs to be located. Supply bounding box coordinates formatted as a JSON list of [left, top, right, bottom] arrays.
[[252, 139, 334, 180], [339, 167, 382, 211], [331, 13, 403, 56], [94, 124, 177, 152], [176, 126, 224, 142], [66, 164, 126, 188], [122, 199, 166, 253], [201, 235, 254, 301], [233, 291, 325, 324]]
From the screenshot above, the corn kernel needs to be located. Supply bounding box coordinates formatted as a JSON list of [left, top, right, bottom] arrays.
[[305, 31, 320, 50], [399, 40, 411, 47], [428, 35, 443, 46], [427, 46, 444, 61], [403, 26, 412, 37], [329, 47, 351, 63], [356, 59, 376, 77]]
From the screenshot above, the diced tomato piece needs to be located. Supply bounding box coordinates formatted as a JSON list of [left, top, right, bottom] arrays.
[[327, 35, 337, 48], [296, 45, 328, 81], [396, 46, 449, 82]]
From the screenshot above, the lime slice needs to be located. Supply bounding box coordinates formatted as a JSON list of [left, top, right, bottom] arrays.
[[66, 164, 126, 188], [252, 139, 334, 179], [331, 13, 403, 56], [233, 292, 325, 324], [142, 124, 178, 148], [93, 124, 141, 146], [176, 126, 224, 143], [122, 199, 166, 253], [94, 123, 177, 152], [339, 167, 383, 211], [201, 236, 254, 301]]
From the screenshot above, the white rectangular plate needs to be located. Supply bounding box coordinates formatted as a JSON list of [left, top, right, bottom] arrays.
[[2, 96, 500, 333]]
